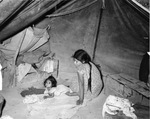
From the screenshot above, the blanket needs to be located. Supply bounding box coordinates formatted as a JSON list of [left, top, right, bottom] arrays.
[[23, 85, 86, 119]]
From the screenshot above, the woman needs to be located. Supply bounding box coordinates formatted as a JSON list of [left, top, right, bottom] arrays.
[[66, 49, 104, 105]]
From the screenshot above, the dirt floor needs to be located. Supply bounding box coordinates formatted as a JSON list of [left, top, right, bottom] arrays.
[[1, 84, 149, 119], [0, 73, 149, 119], [0, 71, 107, 119], [0, 85, 107, 119]]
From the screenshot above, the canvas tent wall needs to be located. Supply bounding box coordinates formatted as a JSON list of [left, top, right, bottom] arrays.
[[0, 0, 149, 99], [36, 0, 148, 80], [94, 0, 149, 79]]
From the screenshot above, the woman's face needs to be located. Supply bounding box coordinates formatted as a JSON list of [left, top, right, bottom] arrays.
[[73, 58, 82, 66], [45, 80, 52, 88]]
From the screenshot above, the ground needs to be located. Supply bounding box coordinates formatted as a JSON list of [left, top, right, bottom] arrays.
[[0, 85, 107, 119]]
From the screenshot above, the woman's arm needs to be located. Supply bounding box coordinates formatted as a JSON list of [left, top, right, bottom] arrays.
[[76, 71, 84, 105], [65, 72, 85, 105]]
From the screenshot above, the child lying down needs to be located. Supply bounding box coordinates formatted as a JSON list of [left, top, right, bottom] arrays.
[[23, 75, 74, 104], [43, 76, 73, 99], [23, 76, 85, 119]]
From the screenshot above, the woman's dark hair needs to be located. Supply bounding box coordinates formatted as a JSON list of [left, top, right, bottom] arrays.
[[72, 49, 92, 92], [44, 75, 57, 87], [72, 49, 91, 63]]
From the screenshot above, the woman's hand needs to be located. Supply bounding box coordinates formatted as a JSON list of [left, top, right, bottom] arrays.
[[76, 99, 83, 105]]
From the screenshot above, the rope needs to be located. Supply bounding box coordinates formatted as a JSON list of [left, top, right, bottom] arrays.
[[92, 0, 104, 61]]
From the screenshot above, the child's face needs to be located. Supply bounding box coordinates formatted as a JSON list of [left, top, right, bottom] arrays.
[[45, 80, 52, 88]]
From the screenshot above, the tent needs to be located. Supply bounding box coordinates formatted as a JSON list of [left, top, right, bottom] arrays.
[[0, 0, 149, 118]]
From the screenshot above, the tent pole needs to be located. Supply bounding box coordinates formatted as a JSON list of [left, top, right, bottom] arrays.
[[92, 0, 105, 61]]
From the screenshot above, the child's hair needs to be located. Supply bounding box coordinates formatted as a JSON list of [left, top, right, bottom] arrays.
[[44, 75, 57, 88], [72, 49, 92, 92]]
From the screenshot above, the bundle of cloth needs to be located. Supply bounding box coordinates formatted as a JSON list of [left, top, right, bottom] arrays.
[[102, 95, 137, 119], [0, 115, 13, 119]]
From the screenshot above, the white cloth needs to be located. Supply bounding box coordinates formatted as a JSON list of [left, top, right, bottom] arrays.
[[0, 115, 14, 119], [44, 84, 72, 96], [23, 94, 41, 104], [102, 95, 137, 119], [24, 85, 85, 119], [41, 59, 54, 73], [0, 27, 49, 57], [16, 63, 31, 82]]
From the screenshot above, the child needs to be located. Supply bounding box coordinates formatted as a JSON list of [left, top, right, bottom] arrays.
[[43, 75, 72, 99], [43, 75, 57, 99]]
